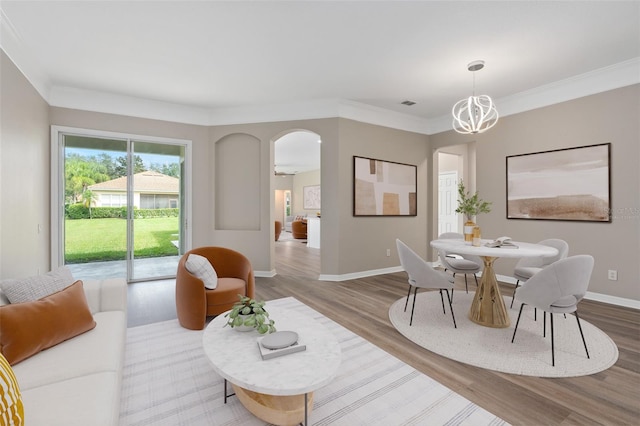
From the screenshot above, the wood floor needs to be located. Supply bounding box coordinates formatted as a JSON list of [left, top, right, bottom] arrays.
[[128, 238, 640, 425]]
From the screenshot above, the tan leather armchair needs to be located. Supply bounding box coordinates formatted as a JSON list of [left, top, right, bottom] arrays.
[[291, 220, 307, 239], [275, 220, 282, 241], [176, 246, 255, 330]]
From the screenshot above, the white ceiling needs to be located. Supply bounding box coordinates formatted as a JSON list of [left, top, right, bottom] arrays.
[[275, 131, 321, 175], [1, 1, 639, 173]]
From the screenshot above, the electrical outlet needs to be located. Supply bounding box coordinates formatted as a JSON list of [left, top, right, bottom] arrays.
[[608, 270, 618, 281], [386, 249, 391, 257]]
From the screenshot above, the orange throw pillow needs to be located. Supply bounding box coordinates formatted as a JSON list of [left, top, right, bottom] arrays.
[[0, 280, 96, 365]]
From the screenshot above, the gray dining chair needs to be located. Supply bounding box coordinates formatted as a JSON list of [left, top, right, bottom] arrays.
[[438, 232, 482, 293], [396, 239, 456, 328], [511, 255, 594, 367], [511, 238, 569, 308]]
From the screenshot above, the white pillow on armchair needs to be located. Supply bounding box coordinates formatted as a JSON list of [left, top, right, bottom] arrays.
[[185, 254, 218, 289]]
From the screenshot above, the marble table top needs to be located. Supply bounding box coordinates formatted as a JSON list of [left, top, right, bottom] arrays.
[[430, 238, 559, 259], [203, 306, 341, 396]]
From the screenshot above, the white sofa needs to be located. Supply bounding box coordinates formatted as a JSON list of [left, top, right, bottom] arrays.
[[0, 278, 127, 426]]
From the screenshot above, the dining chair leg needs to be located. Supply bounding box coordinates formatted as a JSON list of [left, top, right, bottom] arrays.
[[404, 285, 412, 312], [510, 280, 520, 308], [438, 289, 446, 314], [464, 274, 469, 293], [409, 287, 419, 326], [473, 274, 478, 287], [511, 303, 525, 343], [445, 289, 457, 328], [543, 311, 546, 338], [551, 313, 555, 367], [575, 311, 590, 359]]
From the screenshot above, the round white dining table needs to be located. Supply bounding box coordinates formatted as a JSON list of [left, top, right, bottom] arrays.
[[430, 239, 558, 328]]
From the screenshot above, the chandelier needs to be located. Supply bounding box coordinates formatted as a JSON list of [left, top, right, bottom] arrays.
[[451, 60, 499, 134]]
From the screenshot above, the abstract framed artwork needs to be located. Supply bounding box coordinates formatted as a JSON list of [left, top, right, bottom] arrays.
[[506, 143, 611, 222], [303, 185, 321, 210], [353, 156, 417, 216]]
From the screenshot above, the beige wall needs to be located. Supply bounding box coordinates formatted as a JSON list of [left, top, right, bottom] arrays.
[[3, 49, 637, 303], [292, 169, 320, 216], [430, 85, 640, 301], [336, 119, 429, 275], [1, 51, 50, 278]]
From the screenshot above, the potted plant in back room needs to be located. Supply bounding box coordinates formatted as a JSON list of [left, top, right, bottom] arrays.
[[224, 295, 276, 334], [455, 180, 492, 243]]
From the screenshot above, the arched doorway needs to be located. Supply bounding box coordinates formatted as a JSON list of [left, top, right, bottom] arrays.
[[273, 130, 321, 278]]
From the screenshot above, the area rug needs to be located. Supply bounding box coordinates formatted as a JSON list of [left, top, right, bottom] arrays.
[[120, 297, 507, 425], [389, 291, 618, 378]]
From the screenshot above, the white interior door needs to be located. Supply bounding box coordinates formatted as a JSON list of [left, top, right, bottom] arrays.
[[438, 171, 459, 235]]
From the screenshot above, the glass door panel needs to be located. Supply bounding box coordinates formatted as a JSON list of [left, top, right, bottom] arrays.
[[130, 141, 184, 281], [59, 131, 188, 282], [63, 135, 128, 280]]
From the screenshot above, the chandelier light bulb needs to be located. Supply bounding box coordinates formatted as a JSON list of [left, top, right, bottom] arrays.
[[451, 60, 499, 134]]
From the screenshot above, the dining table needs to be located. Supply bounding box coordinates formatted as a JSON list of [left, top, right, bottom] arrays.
[[430, 238, 558, 328]]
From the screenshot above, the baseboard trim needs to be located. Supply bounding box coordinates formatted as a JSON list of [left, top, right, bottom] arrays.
[[317, 268, 639, 310], [495, 274, 639, 310], [319, 266, 404, 282], [255, 269, 276, 278]]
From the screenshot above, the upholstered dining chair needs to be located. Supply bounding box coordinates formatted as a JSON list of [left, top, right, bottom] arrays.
[[437, 232, 482, 293], [176, 246, 255, 330], [510, 238, 569, 308], [511, 255, 594, 366], [396, 239, 456, 328]]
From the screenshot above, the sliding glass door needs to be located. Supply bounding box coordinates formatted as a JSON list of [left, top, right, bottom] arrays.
[[52, 127, 191, 282]]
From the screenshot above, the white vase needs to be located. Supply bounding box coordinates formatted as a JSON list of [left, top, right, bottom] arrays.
[[234, 314, 255, 332]]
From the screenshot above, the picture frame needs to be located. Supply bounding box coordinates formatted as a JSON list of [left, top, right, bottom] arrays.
[[353, 156, 417, 216], [303, 185, 321, 210], [506, 143, 611, 222]]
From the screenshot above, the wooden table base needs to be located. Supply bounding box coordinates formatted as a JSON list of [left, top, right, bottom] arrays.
[[232, 384, 314, 426], [468, 256, 511, 328]]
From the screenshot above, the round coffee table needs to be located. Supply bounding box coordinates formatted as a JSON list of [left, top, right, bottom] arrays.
[[203, 305, 341, 425]]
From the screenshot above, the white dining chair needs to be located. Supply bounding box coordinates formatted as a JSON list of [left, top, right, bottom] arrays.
[[438, 232, 482, 293], [511, 238, 569, 308], [511, 255, 594, 367], [396, 239, 456, 328]]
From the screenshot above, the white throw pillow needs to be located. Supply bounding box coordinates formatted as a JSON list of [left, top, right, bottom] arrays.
[[0, 266, 75, 304], [185, 254, 218, 289]]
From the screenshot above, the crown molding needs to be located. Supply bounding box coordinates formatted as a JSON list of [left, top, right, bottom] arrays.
[[3, 5, 638, 137], [0, 7, 51, 101], [49, 85, 212, 125], [427, 57, 640, 135]]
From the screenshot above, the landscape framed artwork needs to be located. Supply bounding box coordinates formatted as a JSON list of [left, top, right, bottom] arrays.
[[353, 156, 417, 216], [303, 185, 321, 210], [506, 143, 611, 222]]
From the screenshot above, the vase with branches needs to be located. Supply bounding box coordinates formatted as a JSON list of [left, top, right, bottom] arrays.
[[455, 180, 491, 242]]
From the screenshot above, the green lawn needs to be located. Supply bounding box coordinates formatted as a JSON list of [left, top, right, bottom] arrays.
[[65, 217, 179, 263]]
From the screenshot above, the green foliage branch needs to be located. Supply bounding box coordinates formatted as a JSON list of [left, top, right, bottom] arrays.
[[455, 180, 492, 221]]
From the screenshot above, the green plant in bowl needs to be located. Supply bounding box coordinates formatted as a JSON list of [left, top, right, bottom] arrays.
[[224, 295, 276, 334]]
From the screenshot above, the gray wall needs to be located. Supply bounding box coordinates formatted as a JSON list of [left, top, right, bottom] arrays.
[[1, 50, 50, 278], [2, 49, 637, 303], [430, 85, 640, 301]]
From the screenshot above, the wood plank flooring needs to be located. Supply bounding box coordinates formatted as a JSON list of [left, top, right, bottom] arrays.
[[128, 238, 640, 425]]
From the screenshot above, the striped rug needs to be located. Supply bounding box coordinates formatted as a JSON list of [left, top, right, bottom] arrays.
[[120, 297, 507, 425]]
